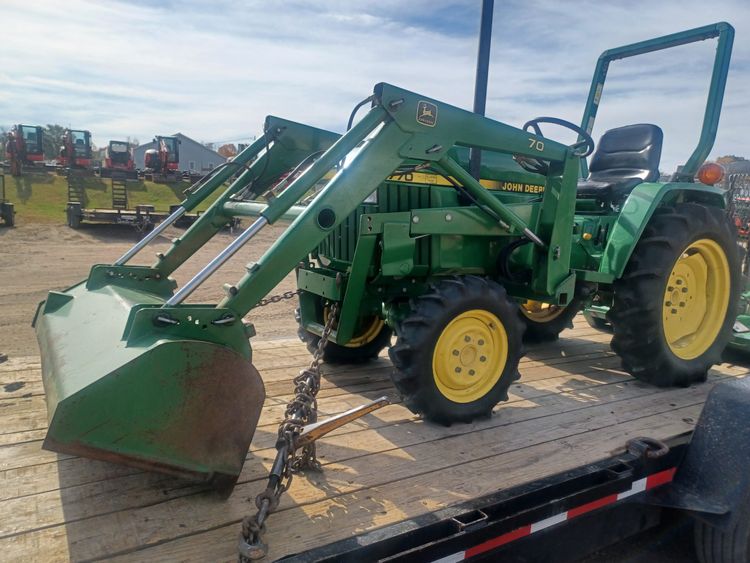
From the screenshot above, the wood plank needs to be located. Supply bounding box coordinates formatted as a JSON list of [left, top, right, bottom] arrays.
[[0, 357, 41, 373], [0, 379, 44, 400], [0, 396, 48, 436]]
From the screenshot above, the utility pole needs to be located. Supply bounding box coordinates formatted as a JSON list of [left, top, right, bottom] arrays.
[[469, 0, 494, 180]]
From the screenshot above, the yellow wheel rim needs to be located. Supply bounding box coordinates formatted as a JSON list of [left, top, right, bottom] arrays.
[[520, 300, 567, 323], [432, 309, 508, 403], [662, 238, 730, 360], [323, 308, 385, 348]]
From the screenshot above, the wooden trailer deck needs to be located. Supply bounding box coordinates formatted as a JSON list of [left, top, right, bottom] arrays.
[[1, 317, 748, 562]]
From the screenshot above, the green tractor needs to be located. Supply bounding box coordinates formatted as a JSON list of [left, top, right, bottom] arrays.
[[34, 22, 737, 485], [295, 21, 738, 417]]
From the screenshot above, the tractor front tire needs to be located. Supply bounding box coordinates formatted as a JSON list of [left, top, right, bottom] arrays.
[[583, 312, 612, 333], [296, 308, 392, 364], [389, 276, 524, 425], [519, 299, 580, 342], [609, 203, 739, 387]]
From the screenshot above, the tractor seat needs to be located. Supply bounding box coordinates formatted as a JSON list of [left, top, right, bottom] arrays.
[[577, 124, 663, 202]]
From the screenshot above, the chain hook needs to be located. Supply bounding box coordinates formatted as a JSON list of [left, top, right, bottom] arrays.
[[238, 300, 339, 561]]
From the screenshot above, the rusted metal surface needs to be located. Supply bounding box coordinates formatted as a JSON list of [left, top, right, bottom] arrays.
[[627, 437, 670, 460], [42, 339, 265, 486]]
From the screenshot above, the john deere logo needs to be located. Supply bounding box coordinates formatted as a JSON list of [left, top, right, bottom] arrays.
[[416, 101, 437, 127]]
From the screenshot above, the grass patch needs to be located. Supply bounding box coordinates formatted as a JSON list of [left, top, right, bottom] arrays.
[[3, 172, 222, 223]]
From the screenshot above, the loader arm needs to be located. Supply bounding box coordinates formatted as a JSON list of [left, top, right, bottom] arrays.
[[209, 83, 576, 317], [152, 118, 341, 276]]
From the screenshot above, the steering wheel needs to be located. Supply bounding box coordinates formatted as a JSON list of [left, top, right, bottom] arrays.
[[513, 116, 596, 175]]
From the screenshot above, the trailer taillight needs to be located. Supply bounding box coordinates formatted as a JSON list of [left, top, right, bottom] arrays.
[[696, 162, 724, 185]]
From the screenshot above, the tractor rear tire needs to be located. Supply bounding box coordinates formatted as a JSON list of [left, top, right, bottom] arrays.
[[519, 299, 580, 342], [67, 207, 82, 229], [296, 308, 392, 364], [389, 275, 524, 425], [609, 203, 739, 387], [1, 203, 15, 227]]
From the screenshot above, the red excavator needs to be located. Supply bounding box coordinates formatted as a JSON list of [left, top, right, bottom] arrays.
[[101, 140, 137, 179], [58, 129, 93, 170], [4, 124, 44, 176], [144, 135, 180, 181]]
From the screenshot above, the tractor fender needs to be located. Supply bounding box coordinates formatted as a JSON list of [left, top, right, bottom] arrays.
[[648, 377, 750, 529], [599, 182, 725, 280]]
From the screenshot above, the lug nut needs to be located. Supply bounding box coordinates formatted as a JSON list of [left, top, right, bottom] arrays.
[[478, 339, 485, 346], [480, 356, 486, 362], [469, 370, 476, 376], [452, 350, 459, 356], [455, 367, 462, 373], [464, 336, 471, 342]]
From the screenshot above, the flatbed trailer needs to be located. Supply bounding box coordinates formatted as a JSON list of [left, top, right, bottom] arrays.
[[65, 173, 238, 232], [65, 201, 203, 231], [1, 316, 748, 562]]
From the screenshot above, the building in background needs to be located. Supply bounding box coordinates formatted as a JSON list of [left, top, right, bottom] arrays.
[[725, 160, 750, 175], [133, 133, 226, 172]]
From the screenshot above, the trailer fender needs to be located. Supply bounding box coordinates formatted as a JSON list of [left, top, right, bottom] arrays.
[[599, 182, 725, 280], [651, 378, 750, 529]]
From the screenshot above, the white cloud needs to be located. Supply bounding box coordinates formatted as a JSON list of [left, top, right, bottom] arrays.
[[0, 0, 747, 172]]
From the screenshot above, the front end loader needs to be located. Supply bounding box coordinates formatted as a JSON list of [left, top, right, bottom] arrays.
[[35, 23, 737, 489]]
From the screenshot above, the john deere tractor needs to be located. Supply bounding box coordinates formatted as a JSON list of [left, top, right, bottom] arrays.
[[34, 23, 737, 485]]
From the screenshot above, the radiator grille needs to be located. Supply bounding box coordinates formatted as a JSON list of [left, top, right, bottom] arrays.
[[317, 182, 432, 265]]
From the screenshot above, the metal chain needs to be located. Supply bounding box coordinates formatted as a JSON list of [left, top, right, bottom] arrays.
[[252, 289, 300, 309], [238, 302, 339, 561]]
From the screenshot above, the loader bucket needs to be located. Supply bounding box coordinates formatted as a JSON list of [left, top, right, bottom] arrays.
[[33, 271, 265, 485]]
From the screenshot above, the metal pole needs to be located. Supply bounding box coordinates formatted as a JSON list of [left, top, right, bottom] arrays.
[[164, 216, 269, 306], [114, 205, 186, 265], [469, 0, 494, 180]]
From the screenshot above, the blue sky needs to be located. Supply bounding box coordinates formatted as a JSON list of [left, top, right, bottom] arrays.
[[1, 0, 748, 172]]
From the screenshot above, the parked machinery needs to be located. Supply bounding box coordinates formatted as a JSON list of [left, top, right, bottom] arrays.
[[101, 140, 137, 179], [33, 23, 737, 494], [57, 129, 93, 170], [144, 135, 180, 181], [4, 124, 44, 176]]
